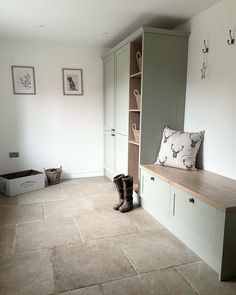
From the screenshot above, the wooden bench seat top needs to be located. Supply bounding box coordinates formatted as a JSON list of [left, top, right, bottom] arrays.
[[140, 164, 236, 213]]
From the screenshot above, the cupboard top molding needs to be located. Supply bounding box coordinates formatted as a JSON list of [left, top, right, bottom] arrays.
[[102, 26, 190, 59], [140, 164, 236, 213]]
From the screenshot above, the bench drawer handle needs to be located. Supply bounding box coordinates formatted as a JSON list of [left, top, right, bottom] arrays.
[[151, 177, 155, 181], [189, 198, 195, 204]]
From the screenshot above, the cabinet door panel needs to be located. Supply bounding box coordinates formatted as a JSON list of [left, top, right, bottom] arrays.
[[104, 130, 114, 179], [141, 170, 171, 218], [114, 133, 128, 176], [104, 54, 115, 131], [115, 44, 129, 135], [174, 187, 217, 244]]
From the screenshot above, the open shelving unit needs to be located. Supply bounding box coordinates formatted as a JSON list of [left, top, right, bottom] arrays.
[[128, 35, 142, 190]]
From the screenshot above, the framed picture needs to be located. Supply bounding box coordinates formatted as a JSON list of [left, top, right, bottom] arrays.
[[11, 66, 36, 95], [62, 68, 83, 96]]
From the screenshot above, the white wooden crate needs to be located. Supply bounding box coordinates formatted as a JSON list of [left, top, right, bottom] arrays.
[[0, 170, 45, 196]]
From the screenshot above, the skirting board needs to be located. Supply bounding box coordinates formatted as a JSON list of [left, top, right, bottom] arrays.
[[61, 170, 104, 179], [104, 168, 113, 180]]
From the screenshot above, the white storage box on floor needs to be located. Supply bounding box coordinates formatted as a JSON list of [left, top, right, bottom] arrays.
[[0, 170, 45, 196]]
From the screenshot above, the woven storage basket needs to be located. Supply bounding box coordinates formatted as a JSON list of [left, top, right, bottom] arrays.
[[132, 123, 140, 143], [134, 89, 141, 109], [136, 51, 142, 72], [44, 166, 62, 185]]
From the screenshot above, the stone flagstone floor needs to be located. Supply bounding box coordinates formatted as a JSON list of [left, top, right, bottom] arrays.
[[0, 177, 236, 294]]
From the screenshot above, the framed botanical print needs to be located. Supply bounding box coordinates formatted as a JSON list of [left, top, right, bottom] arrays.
[[11, 66, 36, 95], [62, 68, 83, 96]]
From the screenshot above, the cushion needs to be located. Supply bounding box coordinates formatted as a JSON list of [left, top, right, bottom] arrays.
[[155, 127, 204, 171]]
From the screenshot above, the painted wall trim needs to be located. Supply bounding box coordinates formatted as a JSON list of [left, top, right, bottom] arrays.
[[61, 170, 104, 179]]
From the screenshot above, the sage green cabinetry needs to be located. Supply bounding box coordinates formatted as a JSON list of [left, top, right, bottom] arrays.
[[104, 130, 114, 179], [172, 186, 224, 276], [115, 45, 129, 136], [103, 27, 189, 183], [140, 169, 172, 228], [140, 166, 236, 281], [103, 44, 129, 179], [104, 53, 115, 178], [140, 32, 188, 165], [104, 54, 114, 132], [141, 169, 171, 221], [127, 28, 189, 187], [114, 133, 128, 176]]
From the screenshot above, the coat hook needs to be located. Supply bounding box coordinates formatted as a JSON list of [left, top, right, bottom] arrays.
[[227, 29, 235, 45], [202, 40, 209, 53]]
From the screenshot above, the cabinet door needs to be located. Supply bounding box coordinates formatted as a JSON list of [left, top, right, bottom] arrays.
[[104, 130, 114, 179], [173, 187, 217, 248], [115, 44, 129, 135], [114, 133, 128, 176], [141, 170, 171, 219], [104, 54, 115, 131]]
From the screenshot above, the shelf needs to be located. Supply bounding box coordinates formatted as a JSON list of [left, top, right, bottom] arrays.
[[128, 35, 142, 188], [128, 142, 139, 185], [128, 140, 140, 146], [129, 78, 141, 109], [130, 36, 142, 76], [130, 72, 142, 79]]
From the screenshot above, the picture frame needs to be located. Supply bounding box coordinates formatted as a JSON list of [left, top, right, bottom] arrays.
[[62, 68, 83, 96], [11, 66, 36, 95]]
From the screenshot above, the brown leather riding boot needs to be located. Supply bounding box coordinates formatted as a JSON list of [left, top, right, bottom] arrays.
[[113, 174, 125, 210], [119, 175, 133, 213]]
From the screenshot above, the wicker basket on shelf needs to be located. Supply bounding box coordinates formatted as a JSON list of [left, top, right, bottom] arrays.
[[136, 51, 142, 72], [134, 89, 141, 109], [132, 123, 140, 143], [44, 166, 62, 185]]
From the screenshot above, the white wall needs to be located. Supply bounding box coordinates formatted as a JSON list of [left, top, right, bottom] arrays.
[[0, 38, 104, 178], [177, 0, 236, 179]]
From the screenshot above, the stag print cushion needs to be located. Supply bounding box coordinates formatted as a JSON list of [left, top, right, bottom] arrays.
[[155, 127, 204, 171]]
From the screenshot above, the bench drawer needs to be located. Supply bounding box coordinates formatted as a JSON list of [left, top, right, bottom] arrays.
[[174, 187, 217, 245], [141, 170, 171, 218]]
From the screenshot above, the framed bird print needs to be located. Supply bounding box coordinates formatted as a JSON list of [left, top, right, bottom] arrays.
[[62, 68, 83, 96]]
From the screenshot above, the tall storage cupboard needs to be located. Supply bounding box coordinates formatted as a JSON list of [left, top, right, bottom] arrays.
[[103, 27, 189, 187], [103, 44, 129, 179], [104, 53, 114, 179]]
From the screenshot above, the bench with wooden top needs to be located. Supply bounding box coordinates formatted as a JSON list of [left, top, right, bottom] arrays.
[[140, 164, 236, 281]]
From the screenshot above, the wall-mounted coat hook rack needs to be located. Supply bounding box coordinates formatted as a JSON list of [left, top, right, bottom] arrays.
[[202, 40, 209, 53], [227, 29, 235, 45]]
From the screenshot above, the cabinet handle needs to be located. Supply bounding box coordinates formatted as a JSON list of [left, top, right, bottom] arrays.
[[141, 175, 144, 193], [150, 177, 155, 181], [189, 198, 195, 204], [173, 193, 176, 216], [111, 128, 115, 132], [111, 134, 115, 137]]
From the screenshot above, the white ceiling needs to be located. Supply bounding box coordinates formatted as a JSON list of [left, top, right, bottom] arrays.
[[0, 0, 222, 47]]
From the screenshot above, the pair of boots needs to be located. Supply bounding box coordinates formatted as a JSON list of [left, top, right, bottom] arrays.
[[113, 174, 133, 213]]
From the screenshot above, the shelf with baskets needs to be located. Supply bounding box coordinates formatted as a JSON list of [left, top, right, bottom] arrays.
[[128, 35, 142, 186], [129, 113, 140, 143]]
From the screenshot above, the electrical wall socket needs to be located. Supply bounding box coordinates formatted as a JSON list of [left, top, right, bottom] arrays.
[[9, 152, 19, 158]]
